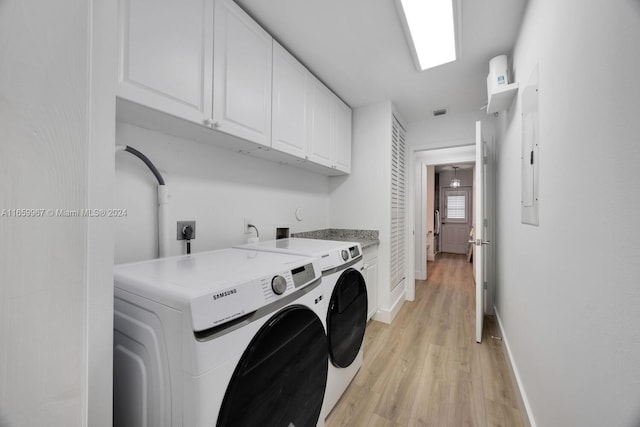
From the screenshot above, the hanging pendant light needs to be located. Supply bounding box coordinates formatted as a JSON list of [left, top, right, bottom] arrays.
[[450, 166, 461, 188]]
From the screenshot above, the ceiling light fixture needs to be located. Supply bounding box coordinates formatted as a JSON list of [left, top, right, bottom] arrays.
[[396, 0, 457, 71], [450, 166, 461, 188]]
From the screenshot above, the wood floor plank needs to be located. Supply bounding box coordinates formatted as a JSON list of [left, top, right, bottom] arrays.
[[367, 413, 404, 427], [375, 316, 434, 423], [408, 344, 450, 426], [478, 318, 521, 409], [325, 383, 382, 427], [325, 254, 526, 427], [484, 399, 525, 427]]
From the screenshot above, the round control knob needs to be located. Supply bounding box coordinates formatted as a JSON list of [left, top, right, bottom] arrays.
[[271, 275, 288, 295], [341, 250, 349, 261]]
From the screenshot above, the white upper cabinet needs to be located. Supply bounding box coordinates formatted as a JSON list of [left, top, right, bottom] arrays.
[[309, 78, 352, 173], [272, 45, 352, 174], [117, 0, 213, 124], [213, 0, 272, 147], [117, 0, 350, 175], [332, 97, 352, 173], [308, 77, 333, 168], [271, 42, 310, 159]]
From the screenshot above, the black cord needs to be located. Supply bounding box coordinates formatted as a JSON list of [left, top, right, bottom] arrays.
[[183, 225, 194, 255], [247, 224, 260, 238], [123, 145, 165, 185]]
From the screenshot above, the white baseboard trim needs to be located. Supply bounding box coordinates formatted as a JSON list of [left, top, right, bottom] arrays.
[[494, 307, 537, 427], [373, 288, 406, 324], [415, 270, 426, 280]]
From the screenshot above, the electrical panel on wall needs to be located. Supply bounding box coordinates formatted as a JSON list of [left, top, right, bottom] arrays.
[[521, 65, 539, 225]]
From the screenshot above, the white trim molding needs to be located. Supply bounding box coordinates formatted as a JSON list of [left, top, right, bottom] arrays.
[[494, 308, 538, 427]]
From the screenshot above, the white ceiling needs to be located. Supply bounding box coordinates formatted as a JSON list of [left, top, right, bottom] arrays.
[[235, 0, 527, 123]]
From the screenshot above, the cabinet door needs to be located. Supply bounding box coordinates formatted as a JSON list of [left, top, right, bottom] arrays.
[[118, 0, 213, 124], [331, 97, 352, 173], [213, 0, 272, 146], [365, 261, 378, 321], [271, 43, 310, 159], [308, 78, 333, 167]]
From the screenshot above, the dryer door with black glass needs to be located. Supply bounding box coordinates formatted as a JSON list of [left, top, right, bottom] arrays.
[[327, 268, 367, 368], [217, 305, 328, 427]]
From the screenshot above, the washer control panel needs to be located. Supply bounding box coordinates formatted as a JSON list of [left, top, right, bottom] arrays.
[[291, 263, 316, 288], [313, 243, 363, 272]]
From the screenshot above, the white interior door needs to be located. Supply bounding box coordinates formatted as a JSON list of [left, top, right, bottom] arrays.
[[414, 162, 427, 281], [474, 121, 487, 343]]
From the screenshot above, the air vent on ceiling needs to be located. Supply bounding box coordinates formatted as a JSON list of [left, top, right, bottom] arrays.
[[433, 108, 448, 117]]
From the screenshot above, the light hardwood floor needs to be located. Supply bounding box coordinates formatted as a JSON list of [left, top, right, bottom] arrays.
[[325, 253, 526, 427]]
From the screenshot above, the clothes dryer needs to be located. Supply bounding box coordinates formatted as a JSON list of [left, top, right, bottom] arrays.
[[113, 248, 327, 427], [235, 238, 367, 419]]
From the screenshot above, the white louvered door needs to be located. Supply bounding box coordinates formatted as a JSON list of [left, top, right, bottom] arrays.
[[391, 115, 406, 290]]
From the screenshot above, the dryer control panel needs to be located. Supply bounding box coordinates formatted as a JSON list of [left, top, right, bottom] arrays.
[[349, 245, 360, 259], [189, 261, 319, 332]]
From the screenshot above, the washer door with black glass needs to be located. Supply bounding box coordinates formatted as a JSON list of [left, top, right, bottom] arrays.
[[216, 305, 328, 427], [327, 268, 367, 368]]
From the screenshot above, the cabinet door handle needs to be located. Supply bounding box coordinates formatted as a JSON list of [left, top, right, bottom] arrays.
[[203, 119, 221, 129]]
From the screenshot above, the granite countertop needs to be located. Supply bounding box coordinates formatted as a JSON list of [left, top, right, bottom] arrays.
[[291, 229, 379, 250]]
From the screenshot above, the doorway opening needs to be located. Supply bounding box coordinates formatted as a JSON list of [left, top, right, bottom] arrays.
[[411, 144, 476, 287], [436, 164, 474, 257], [407, 121, 494, 344]]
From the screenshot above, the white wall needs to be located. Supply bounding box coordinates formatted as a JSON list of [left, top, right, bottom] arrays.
[[407, 110, 485, 148], [0, 1, 116, 426], [329, 101, 397, 320], [494, 1, 640, 426], [115, 123, 331, 263]]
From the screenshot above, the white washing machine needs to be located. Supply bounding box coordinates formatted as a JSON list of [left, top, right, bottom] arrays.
[[235, 238, 367, 419], [113, 248, 328, 427]]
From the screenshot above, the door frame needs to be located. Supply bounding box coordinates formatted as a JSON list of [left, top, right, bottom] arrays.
[[406, 136, 496, 318], [406, 143, 475, 301]]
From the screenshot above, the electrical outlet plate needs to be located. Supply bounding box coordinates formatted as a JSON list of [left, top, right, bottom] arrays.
[[244, 217, 253, 234], [177, 221, 196, 240]]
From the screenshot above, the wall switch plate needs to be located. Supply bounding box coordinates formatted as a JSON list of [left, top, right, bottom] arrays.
[[177, 221, 196, 240]]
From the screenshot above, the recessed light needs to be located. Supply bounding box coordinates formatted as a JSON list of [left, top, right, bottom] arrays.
[[396, 0, 457, 71]]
